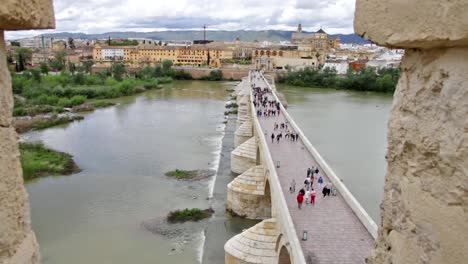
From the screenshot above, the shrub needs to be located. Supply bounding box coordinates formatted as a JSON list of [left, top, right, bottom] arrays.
[[73, 72, 86, 85], [84, 75, 101, 85], [70, 95, 87, 106], [116, 80, 135, 95], [57, 98, 72, 108], [105, 77, 118, 86], [33, 94, 59, 105], [167, 208, 214, 223], [13, 107, 27, 116], [12, 75, 28, 94]]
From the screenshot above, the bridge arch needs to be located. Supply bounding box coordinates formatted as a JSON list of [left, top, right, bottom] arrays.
[[278, 246, 292, 264]]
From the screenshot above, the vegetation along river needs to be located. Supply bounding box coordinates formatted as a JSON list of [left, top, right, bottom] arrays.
[[23, 81, 392, 263]]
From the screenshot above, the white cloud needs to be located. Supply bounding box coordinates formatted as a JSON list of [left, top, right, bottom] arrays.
[[5, 0, 356, 39]]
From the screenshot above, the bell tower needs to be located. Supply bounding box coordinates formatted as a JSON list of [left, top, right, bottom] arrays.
[[297, 22, 302, 33]]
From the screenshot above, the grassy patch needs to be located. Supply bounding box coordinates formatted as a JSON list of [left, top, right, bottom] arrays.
[[167, 208, 214, 223], [19, 142, 80, 181], [224, 109, 238, 115], [91, 101, 115, 108], [165, 169, 197, 179], [34, 116, 84, 130]]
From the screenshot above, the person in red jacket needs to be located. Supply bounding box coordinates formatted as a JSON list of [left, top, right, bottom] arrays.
[[297, 190, 304, 209]]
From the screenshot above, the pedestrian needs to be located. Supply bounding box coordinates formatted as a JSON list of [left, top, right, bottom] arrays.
[[326, 182, 333, 197], [310, 188, 316, 204], [322, 185, 330, 197], [307, 168, 311, 177], [305, 189, 310, 204], [297, 191, 304, 209], [318, 176, 323, 188], [289, 180, 296, 193], [271, 133, 275, 143], [304, 178, 310, 189]]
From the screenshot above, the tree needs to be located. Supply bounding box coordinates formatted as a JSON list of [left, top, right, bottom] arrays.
[[82, 60, 94, 74], [112, 62, 126, 81], [162, 60, 173, 72], [14, 47, 32, 72], [153, 66, 163, 77], [68, 37, 76, 49], [49, 51, 66, 71], [40, 62, 49, 74], [68, 62, 76, 74], [29, 69, 42, 82]]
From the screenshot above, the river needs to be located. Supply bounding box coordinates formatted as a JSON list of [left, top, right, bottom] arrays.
[[24, 81, 231, 264], [23, 81, 392, 264]]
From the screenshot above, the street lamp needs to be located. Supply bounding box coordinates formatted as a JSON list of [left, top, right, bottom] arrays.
[[302, 230, 308, 241]]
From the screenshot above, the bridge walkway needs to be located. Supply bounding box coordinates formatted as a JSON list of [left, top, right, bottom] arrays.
[[252, 74, 374, 263]]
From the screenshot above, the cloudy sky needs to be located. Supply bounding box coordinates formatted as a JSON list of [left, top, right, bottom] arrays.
[[6, 0, 356, 39]]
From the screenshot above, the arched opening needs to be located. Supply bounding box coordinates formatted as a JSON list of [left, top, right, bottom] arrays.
[[278, 246, 292, 264]]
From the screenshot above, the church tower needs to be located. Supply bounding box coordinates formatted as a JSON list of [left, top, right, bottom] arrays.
[[297, 23, 302, 33]]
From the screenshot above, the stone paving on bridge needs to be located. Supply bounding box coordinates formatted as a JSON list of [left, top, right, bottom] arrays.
[[252, 74, 374, 263]]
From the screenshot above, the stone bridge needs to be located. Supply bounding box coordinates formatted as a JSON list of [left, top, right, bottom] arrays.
[[224, 72, 377, 264]]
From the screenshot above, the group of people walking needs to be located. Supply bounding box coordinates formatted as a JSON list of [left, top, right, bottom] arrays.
[[295, 166, 336, 209], [249, 70, 337, 211]]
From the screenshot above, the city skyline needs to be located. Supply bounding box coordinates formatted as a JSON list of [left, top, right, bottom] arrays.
[[5, 0, 356, 39]]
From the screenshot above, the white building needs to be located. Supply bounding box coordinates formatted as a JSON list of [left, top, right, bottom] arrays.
[[322, 60, 349, 74], [17, 37, 52, 48], [102, 48, 124, 60]]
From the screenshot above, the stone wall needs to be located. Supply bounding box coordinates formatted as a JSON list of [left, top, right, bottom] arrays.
[[0, 31, 40, 264], [355, 1, 468, 263], [1, 2, 55, 263]]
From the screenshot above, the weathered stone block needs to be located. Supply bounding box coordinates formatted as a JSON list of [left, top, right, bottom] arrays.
[[368, 47, 468, 264], [0, 127, 34, 262], [0, 0, 55, 30], [354, 0, 468, 48], [0, 32, 12, 127]]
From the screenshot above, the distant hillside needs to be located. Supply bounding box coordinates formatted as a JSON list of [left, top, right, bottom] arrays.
[[40, 30, 370, 44]]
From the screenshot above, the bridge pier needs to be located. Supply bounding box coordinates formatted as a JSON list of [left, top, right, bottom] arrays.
[[224, 218, 278, 264], [227, 165, 271, 219], [231, 137, 258, 174], [234, 120, 253, 147], [236, 95, 251, 130]]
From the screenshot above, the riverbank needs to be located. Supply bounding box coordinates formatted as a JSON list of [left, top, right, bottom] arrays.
[[19, 142, 80, 181], [278, 67, 400, 93]]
